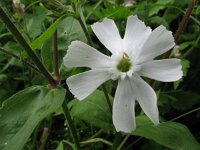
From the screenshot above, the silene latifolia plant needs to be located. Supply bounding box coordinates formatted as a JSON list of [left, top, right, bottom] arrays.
[[1, 0, 200, 149], [63, 15, 183, 133]]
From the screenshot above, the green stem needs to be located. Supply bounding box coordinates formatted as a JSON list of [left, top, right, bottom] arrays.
[[102, 84, 112, 113], [0, 5, 57, 88], [0, 47, 39, 72], [86, 0, 103, 20], [62, 99, 80, 150], [112, 132, 124, 150], [170, 106, 200, 122], [38, 128, 49, 150], [117, 135, 130, 150], [76, 15, 93, 46], [124, 137, 143, 150]]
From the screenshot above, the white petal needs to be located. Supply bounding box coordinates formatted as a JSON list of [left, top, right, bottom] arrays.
[[63, 41, 112, 69], [139, 59, 183, 82], [136, 25, 175, 63], [67, 70, 111, 100], [91, 18, 123, 54], [113, 78, 136, 133], [123, 15, 152, 59], [131, 75, 159, 125]]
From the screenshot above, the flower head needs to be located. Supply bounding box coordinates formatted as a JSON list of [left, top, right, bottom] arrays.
[[63, 15, 183, 133]]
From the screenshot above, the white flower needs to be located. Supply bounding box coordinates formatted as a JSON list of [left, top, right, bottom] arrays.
[[63, 15, 183, 133]]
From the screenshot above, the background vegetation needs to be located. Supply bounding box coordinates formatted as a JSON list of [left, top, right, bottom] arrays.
[[0, 0, 200, 149]]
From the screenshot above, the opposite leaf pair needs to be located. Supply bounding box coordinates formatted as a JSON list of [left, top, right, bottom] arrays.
[[63, 15, 183, 133]]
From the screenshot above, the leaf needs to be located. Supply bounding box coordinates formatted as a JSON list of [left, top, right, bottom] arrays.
[[25, 6, 47, 39], [150, 16, 169, 28], [70, 90, 114, 130], [41, 37, 53, 72], [0, 86, 66, 150], [148, 0, 174, 17], [31, 15, 66, 50], [94, 5, 131, 20], [56, 142, 64, 150], [57, 16, 87, 50], [132, 116, 200, 150]]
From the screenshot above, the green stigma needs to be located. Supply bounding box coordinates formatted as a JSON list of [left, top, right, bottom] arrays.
[[117, 53, 132, 72]]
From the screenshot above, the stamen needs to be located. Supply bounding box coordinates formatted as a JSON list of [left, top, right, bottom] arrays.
[[117, 53, 132, 72]]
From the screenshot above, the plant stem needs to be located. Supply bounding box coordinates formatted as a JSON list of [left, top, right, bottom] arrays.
[[174, 0, 197, 43], [117, 135, 130, 150], [0, 5, 57, 88], [0, 47, 40, 72], [170, 106, 200, 122], [76, 15, 93, 46], [165, 0, 197, 58], [124, 137, 143, 150], [102, 84, 112, 113], [62, 99, 80, 150], [53, 18, 60, 82], [38, 128, 49, 150]]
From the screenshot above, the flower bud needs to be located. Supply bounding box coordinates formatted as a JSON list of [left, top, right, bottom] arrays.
[[13, 0, 25, 20]]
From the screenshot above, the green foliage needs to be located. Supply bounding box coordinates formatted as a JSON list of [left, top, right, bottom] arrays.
[[31, 15, 67, 50], [0, 0, 200, 149], [0, 86, 65, 150], [133, 116, 200, 150], [71, 90, 114, 130]]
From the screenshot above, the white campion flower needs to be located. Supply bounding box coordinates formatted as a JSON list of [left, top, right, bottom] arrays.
[[63, 15, 183, 133]]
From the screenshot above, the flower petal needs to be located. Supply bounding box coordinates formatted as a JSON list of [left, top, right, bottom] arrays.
[[113, 78, 136, 133], [123, 15, 151, 59], [139, 59, 183, 82], [131, 75, 159, 125], [63, 41, 112, 69], [67, 70, 111, 100], [136, 25, 175, 63], [91, 18, 123, 54]]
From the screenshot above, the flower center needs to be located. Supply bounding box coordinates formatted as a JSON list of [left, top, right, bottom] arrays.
[[117, 53, 132, 72]]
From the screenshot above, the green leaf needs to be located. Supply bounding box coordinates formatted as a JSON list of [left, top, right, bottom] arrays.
[[94, 5, 131, 20], [56, 142, 64, 150], [0, 86, 66, 150], [57, 16, 87, 50], [133, 116, 200, 150], [41, 37, 53, 72], [25, 6, 47, 39], [150, 16, 169, 28], [148, 0, 174, 17], [30, 15, 66, 50], [71, 90, 114, 130]]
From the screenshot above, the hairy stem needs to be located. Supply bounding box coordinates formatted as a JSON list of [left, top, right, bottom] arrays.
[[62, 99, 80, 150], [0, 5, 57, 88]]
